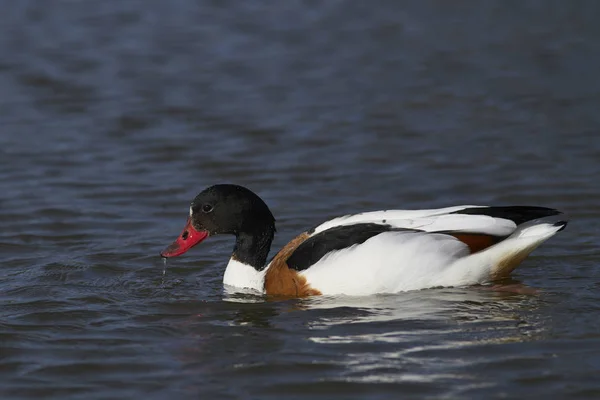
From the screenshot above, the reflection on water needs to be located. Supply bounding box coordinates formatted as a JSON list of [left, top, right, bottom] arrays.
[[303, 288, 547, 394], [307, 289, 539, 327], [181, 287, 550, 397]]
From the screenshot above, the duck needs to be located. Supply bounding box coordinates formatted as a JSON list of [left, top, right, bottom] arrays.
[[160, 184, 568, 297]]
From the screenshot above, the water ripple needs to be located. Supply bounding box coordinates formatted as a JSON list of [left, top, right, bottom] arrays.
[[1, 1, 599, 399]]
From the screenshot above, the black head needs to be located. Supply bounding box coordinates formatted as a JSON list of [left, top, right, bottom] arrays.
[[189, 184, 276, 235], [161, 184, 276, 259]]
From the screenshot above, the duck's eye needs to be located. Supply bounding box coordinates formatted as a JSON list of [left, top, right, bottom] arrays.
[[202, 204, 214, 213]]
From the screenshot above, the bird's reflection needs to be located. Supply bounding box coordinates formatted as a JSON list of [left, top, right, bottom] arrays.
[[218, 280, 542, 328], [177, 280, 547, 394], [285, 281, 549, 388]]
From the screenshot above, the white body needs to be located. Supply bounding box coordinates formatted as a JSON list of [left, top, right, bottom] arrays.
[[222, 206, 564, 296]]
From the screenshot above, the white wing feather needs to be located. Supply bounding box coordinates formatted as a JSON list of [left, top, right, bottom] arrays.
[[311, 206, 517, 237]]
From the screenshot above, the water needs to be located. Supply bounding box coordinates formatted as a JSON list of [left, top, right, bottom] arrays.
[[1, 1, 599, 398]]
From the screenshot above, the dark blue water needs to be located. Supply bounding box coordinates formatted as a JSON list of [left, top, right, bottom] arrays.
[[1, 1, 599, 398]]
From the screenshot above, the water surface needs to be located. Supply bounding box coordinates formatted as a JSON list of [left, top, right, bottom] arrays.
[[1, 1, 599, 399]]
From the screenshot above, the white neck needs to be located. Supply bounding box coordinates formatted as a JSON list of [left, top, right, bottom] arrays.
[[223, 258, 266, 293]]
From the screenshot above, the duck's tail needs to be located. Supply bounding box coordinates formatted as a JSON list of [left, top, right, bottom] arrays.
[[444, 213, 568, 284]]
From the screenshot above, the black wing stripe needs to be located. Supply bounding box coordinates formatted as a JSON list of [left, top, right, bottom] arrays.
[[451, 206, 561, 226], [286, 223, 418, 271]]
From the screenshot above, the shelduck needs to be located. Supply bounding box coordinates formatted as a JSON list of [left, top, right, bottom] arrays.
[[161, 184, 567, 297]]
